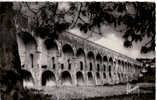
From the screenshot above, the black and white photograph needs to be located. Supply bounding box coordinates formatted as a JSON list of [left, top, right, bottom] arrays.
[[0, 1, 155, 100]]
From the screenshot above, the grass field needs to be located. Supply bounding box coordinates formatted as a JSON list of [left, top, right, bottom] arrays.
[[39, 83, 155, 100]]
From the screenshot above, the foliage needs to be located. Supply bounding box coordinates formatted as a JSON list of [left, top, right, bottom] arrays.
[[18, 31, 37, 45], [77, 2, 155, 53], [0, 68, 52, 100], [14, 2, 155, 54]]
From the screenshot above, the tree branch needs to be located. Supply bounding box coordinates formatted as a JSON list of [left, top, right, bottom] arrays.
[[143, 38, 153, 47], [69, 3, 82, 29], [25, 2, 37, 15], [78, 16, 87, 23]]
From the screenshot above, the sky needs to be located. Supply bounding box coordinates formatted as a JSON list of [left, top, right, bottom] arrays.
[[69, 26, 155, 59]]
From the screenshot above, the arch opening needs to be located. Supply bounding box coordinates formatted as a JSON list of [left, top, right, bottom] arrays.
[[122, 61, 124, 67], [109, 57, 113, 65], [76, 48, 85, 58], [45, 39, 58, 51], [118, 73, 121, 81], [52, 57, 56, 70], [62, 44, 74, 57], [87, 51, 94, 60], [30, 54, 34, 68], [109, 65, 111, 73], [61, 64, 64, 70], [21, 70, 34, 88], [96, 72, 100, 79], [108, 65, 112, 78], [103, 56, 108, 62], [89, 62, 92, 71], [76, 71, 84, 86], [41, 70, 56, 86], [61, 71, 72, 86], [87, 72, 94, 85], [80, 61, 83, 70], [68, 63, 71, 70], [88, 51, 94, 71], [103, 73, 106, 78], [96, 54, 102, 63], [47, 41, 59, 58], [103, 65, 106, 71], [97, 64, 100, 71], [118, 60, 121, 66], [76, 48, 85, 71]]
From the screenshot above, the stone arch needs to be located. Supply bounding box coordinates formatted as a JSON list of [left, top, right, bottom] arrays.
[[62, 44, 74, 70], [124, 62, 127, 67], [109, 57, 113, 65], [76, 71, 84, 86], [103, 56, 108, 71], [108, 57, 113, 78], [121, 61, 125, 72], [62, 44, 74, 57], [108, 65, 112, 78], [121, 61, 124, 66], [47, 41, 59, 57], [103, 56, 108, 63], [96, 54, 102, 72], [113, 61, 117, 71], [114, 61, 116, 65], [30, 53, 34, 68], [118, 73, 121, 81], [130, 64, 133, 72], [41, 70, 56, 86], [96, 72, 100, 79], [118, 60, 121, 65], [126, 62, 129, 72], [103, 64, 106, 71], [97, 64, 100, 71], [76, 48, 85, 57], [128, 63, 131, 71], [68, 59, 71, 70], [61, 71, 72, 86], [89, 62, 93, 71], [47, 40, 59, 52], [61, 64, 64, 70], [118, 60, 121, 72], [87, 72, 94, 85], [124, 62, 127, 72], [76, 48, 85, 71], [80, 61, 83, 70], [46, 41, 59, 68], [103, 72, 106, 78], [87, 51, 95, 60], [21, 70, 34, 88], [87, 51, 95, 71], [18, 31, 37, 50], [96, 53, 102, 63]]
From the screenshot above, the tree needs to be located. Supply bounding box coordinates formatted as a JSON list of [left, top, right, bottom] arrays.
[[15, 2, 155, 53], [0, 2, 23, 99], [0, 2, 51, 100]]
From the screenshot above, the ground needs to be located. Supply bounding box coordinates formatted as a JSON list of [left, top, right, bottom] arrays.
[[36, 83, 155, 100]]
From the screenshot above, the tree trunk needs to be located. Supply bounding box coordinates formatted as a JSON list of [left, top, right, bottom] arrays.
[[0, 2, 22, 100]]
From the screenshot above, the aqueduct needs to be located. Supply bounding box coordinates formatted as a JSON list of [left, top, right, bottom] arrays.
[[17, 32, 142, 89]]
